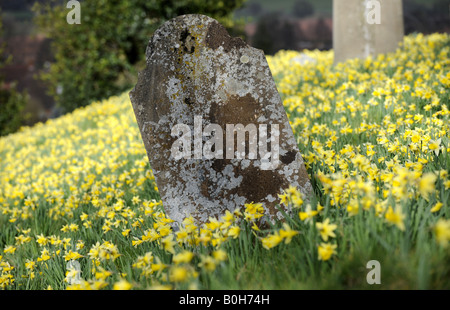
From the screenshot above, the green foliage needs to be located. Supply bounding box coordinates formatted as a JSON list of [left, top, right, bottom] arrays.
[[292, 0, 314, 18], [252, 12, 295, 55], [0, 84, 28, 137], [33, 0, 246, 113], [0, 12, 28, 137]]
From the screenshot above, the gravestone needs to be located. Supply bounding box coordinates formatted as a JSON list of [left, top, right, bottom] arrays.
[[333, 0, 404, 64], [130, 14, 312, 225]]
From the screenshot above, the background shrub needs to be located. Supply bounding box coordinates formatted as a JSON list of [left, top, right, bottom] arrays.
[[33, 0, 246, 114], [0, 11, 28, 137]]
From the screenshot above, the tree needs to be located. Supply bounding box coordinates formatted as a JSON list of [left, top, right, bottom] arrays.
[[33, 0, 246, 113], [292, 0, 314, 18], [252, 12, 297, 55], [0, 11, 28, 136], [403, 0, 450, 35]]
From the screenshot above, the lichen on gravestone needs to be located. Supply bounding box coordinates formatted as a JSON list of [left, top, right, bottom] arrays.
[[130, 14, 312, 225]]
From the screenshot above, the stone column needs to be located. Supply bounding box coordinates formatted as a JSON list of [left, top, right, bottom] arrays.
[[333, 0, 404, 64]]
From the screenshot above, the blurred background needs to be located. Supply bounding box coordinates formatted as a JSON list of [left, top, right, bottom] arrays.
[[0, 0, 449, 136]]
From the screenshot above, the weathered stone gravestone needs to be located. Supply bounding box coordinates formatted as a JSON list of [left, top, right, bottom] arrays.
[[333, 0, 404, 64], [130, 14, 312, 225]]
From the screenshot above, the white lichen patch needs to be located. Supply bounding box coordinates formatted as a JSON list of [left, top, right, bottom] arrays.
[[240, 54, 250, 64]]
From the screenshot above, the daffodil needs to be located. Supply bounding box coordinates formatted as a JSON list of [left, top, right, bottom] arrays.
[[94, 267, 113, 280], [64, 251, 83, 261], [161, 235, 176, 254], [434, 219, 450, 247], [25, 259, 36, 271], [37, 248, 51, 262], [113, 278, 132, 290], [227, 226, 241, 239], [428, 139, 441, 156], [122, 229, 131, 237], [317, 243, 337, 261], [417, 172, 437, 200], [316, 218, 337, 241], [36, 234, 48, 247], [430, 202, 443, 213], [279, 223, 299, 244], [198, 255, 217, 272], [173, 251, 194, 265], [299, 204, 319, 222], [384, 206, 406, 231], [251, 222, 260, 231], [3, 246, 16, 255], [168, 266, 188, 283], [244, 202, 265, 222], [212, 249, 227, 262], [261, 232, 283, 250]]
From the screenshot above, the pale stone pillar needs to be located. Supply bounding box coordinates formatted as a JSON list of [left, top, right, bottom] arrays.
[[333, 0, 404, 64]]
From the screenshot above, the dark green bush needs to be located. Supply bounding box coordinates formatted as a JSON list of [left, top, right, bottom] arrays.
[[0, 84, 27, 136], [33, 0, 246, 113], [0, 11, 28, 137]]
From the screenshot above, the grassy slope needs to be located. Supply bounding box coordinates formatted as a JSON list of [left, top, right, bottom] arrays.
[[0, 33, 449, 290]]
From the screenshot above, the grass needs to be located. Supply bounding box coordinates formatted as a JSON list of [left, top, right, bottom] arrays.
[[0, 33, 449, 290]]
